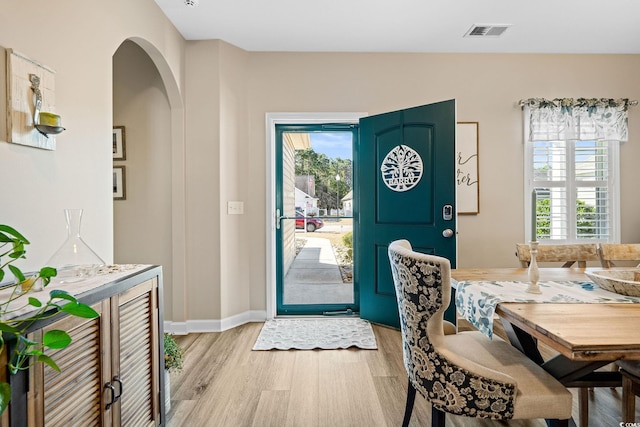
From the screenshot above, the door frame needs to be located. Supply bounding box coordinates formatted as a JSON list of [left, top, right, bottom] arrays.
[[265, 112, 367, 319]]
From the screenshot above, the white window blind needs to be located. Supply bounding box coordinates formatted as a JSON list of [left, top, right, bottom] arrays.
[[528, 139, 616, 242]]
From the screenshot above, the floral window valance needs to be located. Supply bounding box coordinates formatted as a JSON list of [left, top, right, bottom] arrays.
[[519, 98, 637, 142]]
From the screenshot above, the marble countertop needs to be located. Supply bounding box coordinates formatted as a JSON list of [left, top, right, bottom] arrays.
[[0, 264, 152, 321]]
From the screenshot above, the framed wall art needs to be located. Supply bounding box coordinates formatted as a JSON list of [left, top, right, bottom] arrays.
[[6, 49, 58, 150], [113, 166, 126, 200], [113, 126, 126, 160], [456, 122, 479, 214]]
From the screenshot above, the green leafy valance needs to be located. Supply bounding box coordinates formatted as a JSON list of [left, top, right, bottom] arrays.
[[519, 97, 637, 142]]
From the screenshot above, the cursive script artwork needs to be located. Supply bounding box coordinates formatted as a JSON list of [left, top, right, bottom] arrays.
[[457, 122, 479, 214], [380, 144, 423, 192]]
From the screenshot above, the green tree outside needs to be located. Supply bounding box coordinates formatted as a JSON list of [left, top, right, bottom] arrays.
[[536, 197, 596, 239]]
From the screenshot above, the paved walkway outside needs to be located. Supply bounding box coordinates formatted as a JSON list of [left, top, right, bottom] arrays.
[[284, 236, 353, 305]]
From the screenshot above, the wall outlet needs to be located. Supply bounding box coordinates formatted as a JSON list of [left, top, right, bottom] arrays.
[[227, 201, 244, 215]]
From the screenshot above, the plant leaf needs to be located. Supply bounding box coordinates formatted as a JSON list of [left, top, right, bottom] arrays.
[[0, 323, 19, 334], [0, 382, 11, 416], [28, 297, 42, 308], [8, 242, 25, 259], [43, 330, 72, 349], [49, 290, 77, 302], [8, 265, 25, 282], [18, 335, 38, 346], [0, 225, 29, 243], [36, 355, 61, 372], [39, 267, 57, 279], [61, 302, 99, 319]]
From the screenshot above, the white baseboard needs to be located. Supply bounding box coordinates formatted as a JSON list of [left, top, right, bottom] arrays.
[[163, 310, 267, 335]]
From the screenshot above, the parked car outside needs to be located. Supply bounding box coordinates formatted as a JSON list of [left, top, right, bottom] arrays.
[[295, 211, 324, 232]]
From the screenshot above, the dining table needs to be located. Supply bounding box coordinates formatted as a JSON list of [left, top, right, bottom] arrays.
[[451, 267, 640, 426]]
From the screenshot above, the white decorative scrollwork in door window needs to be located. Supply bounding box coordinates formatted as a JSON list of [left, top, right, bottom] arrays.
[[380, 145, 423, 192]]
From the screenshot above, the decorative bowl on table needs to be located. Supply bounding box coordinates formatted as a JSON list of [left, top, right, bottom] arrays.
[[584, 269, 640, 297]]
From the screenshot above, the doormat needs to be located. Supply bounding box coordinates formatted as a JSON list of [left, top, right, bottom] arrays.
[[252, 318, 377, 350]]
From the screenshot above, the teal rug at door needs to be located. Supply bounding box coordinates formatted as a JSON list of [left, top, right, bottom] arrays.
[[252, 318, 377, 350]]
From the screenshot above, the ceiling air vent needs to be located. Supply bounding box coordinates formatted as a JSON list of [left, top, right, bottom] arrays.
[[464, 24, 511, 38]]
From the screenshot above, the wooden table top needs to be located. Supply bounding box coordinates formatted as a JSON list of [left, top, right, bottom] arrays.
[[496, 303, 640, 361], [451, 267, 640, 362]]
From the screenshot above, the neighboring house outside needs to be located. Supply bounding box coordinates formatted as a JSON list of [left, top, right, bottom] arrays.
[[295, 187, 319, 215], [295, 175, 316, 198], [342, 190, 353, 217]]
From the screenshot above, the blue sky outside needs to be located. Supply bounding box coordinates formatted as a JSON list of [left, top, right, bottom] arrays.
[[310, 132, 352, 160]]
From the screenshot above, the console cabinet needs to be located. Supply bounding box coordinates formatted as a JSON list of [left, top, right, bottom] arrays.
[[1, 265, 164, 427]]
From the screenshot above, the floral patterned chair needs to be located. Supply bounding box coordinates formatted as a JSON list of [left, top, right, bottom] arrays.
[[388, 240, 572, 427]]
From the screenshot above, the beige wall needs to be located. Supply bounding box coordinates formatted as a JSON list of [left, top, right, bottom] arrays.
[[181, 40, 252, 324], [2, 3, 640, 330], [0, 0, 184, 273], [243, 53, 640, 313], [183, 41, 223, 321], [218, 42, 251, 320]]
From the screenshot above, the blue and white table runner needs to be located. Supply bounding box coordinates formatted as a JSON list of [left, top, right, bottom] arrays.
[[453, 279, 640, 338]]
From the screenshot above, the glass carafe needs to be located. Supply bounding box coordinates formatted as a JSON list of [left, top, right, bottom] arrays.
[[47, 209, 106, 281]]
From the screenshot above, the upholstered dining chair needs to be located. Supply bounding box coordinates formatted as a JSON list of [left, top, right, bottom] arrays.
[[515, 243, 600, 268], [388, 240, 572, 427], [598, 243, 640, 268], [617, 360, 640, 422]]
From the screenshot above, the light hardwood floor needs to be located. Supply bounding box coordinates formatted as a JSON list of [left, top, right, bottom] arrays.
[[166, 322, 638, 427]]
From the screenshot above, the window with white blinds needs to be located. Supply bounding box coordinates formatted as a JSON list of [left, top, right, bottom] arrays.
[[525, 139, 619, 243]]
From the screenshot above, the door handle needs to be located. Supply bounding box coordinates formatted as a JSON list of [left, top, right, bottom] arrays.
[[442, 229, 454, 238], [104, 375, 123, 410], [113, 375, 123, 403], [276, 209, 290, 229], [276, 209, 297, 229], [105, 382, 116, 410]]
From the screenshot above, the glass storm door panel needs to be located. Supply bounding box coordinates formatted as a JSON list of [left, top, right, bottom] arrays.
[[275, 124, 358, 316]]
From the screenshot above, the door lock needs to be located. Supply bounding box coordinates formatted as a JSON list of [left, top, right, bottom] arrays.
[[442, 205, 453, 221]]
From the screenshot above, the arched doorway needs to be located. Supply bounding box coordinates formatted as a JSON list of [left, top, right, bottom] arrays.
[[112, 38, 186, 328]]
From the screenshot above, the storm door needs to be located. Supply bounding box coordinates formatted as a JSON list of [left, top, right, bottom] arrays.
[[275, 124, 358, 316]]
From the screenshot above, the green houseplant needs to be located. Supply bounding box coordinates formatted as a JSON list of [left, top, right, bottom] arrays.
[[163, 333, 184, 412], [0, 225, 99, 415], [164, 333, 184, 373]]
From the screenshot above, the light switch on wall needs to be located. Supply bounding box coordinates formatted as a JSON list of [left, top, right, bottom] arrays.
[[227, 201, 244, 215]]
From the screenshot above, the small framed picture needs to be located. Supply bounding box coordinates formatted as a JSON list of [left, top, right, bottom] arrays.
[[113, 126, 126, 160], [113, 166, 126, 200]]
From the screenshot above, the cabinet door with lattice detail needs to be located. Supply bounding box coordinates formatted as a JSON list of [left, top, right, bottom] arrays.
[[28, 299, 112, 427], [111, 279, 161, 427]]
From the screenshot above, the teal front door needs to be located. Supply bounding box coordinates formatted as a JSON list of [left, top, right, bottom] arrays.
[[356, 100, 457, 328]]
